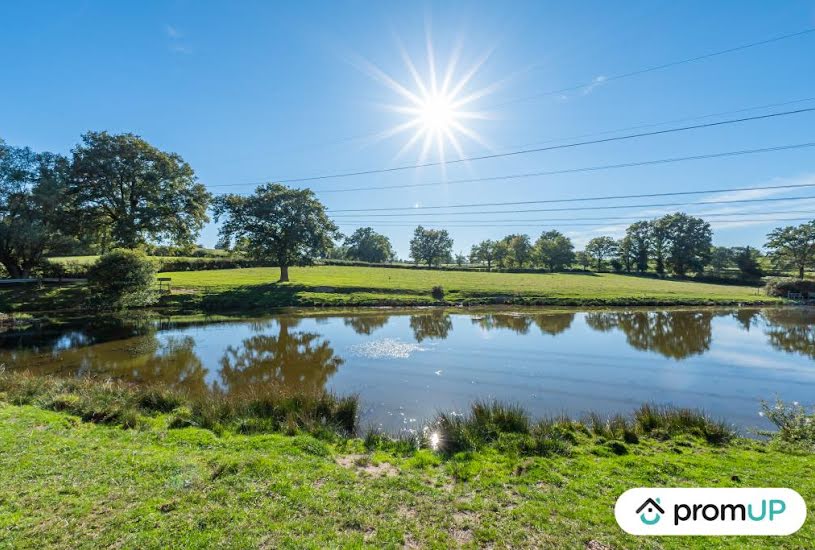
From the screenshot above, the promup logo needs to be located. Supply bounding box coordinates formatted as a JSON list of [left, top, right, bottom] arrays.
[[636, 497, 665, 525], [616, 488, 806, 536]]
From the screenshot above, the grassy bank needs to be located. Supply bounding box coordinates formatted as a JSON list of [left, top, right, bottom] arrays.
[[0, 265, 777, 314], [1, 379, 812, 548]]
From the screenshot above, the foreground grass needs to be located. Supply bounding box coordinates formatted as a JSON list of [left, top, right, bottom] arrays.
[[2, 403, 813, 549], [163, 266, 774, 311]]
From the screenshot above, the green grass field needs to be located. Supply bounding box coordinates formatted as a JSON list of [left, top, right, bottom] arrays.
[[161, 265, 774, 311], [0, 265, 777, 313], [2, 404, 812, 548]]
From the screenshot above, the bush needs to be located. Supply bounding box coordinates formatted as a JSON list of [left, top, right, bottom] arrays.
[[759, 398, 815, 447], [764, 277, 815, 297], [86, 249, 158, 310], [431, 285, 445, 301]]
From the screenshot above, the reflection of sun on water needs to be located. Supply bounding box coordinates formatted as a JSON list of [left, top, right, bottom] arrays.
[[348, 338, 426, 359]]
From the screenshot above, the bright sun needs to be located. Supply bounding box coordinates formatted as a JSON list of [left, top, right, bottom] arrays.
[[357, 30, 499, 164]]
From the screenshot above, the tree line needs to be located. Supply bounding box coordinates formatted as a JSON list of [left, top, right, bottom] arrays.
[[4, 133, 815, 283]]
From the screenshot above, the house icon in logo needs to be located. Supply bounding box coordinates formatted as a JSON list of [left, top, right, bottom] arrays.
[[636, 498, 665, 525]]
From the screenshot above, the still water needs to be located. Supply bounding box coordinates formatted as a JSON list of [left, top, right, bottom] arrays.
[[2, 307, 814, 431]]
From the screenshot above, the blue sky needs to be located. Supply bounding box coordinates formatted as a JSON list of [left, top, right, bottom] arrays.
[[2, 1, 814, 258]]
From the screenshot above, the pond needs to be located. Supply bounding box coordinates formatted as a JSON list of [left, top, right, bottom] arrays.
[[2, 307, 814, 432]]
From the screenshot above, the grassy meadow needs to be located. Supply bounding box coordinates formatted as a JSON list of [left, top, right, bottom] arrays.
[[162, 265, 774, 310], [0, 264, 777, 313]]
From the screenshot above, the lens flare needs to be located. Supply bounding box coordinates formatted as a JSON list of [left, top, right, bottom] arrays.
[[355, 28, 500, 165]]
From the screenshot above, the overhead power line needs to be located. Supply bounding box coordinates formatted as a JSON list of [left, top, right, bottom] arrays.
[[330, 209, 815, 224], [211, 107, 815, 188], [334, 216, 815, 228], [492, 27, 815, 107], [328, 182, 815, 212], [306, 142, 815, 194], [329, 195, 815, 218], [271, 28, 815, 153]]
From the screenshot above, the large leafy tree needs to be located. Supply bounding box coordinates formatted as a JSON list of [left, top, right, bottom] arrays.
[[409, 226, 453, 267], [534, 230, 574, 271], [69, 131, 210, 248], [343, 227, 395, 263], [625, 221, 651, 272], [469, 239, 497, 271], [765, 222, 815, 279], [503, 234, 533, 267], [0, 140, 73, 277], [585, 236, 618, 270], [213, 184, 340, 282], [659, 213, 712, 276]]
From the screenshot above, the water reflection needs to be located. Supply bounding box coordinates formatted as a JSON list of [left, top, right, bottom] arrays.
[[471, 313, 575, 336], [343, 315, 389, 335], [410, 312, 453, 342], [584, 310, 715, 359], [2, 307, 815, 430], [763, 308, 815, 360], [218, 319, 342, 393]]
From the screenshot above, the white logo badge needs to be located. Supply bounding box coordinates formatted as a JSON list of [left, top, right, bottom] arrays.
[[615, 488, 806, 536]]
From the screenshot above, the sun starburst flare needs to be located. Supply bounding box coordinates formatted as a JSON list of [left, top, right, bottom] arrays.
[[356, 30, 501, 166]]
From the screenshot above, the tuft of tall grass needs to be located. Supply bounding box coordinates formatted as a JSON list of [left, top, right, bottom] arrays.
[[0, 372, 358, 438], [633, 403, 734, 446]]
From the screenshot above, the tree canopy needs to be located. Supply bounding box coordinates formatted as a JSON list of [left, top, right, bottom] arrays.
[[469, 240, 497, 270], [585, 236, 618, 270], [534, 230, 574, 272], [409, 226, 453, 267], [213, 183, 340, 282], [765, 222, 815, 279], [343, 227, 395, 263], [659, 213, 712, 276], [69, 131, 210, 248], [0, 140, 73, 277]]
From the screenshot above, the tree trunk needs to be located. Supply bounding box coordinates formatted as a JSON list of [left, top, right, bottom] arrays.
[[279, 265, 289, 282], [799, 265, 805, 280]]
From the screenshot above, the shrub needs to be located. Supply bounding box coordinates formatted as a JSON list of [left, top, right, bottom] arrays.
[[764, 277, 815, 297], [759, 398, 815, 446], [431, 285, 445, 301], [86, 249, 158, 310]]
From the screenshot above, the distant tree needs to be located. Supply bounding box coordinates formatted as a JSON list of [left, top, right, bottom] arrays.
[[575, 250, 591, 270], [616, 236, 634, 273], [503, 234, 533, 267], [534, 230, 575, 271], [493, 239, 511, 269], [765, 222, 815, 279], [409, 226, 453, 267], [649, 218, 670, 275], [343, 227, 394, 263], [659, 213, 712, 276], [734, 246, 763, 279], [69, 131, 210, 248], [0, 141, 73, 277], [469, 240, 497, 270], [625, 221, 651, 272], [454, 251, 466, 267], [585, 236, 618, 270], [709, 246, 734, 276], [213, 183, 340, 282]]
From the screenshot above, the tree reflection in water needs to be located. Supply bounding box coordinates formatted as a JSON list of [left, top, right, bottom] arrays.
[[343, 315, 389, 335], [470, 313, 575, 336], [584, 310, 715, 359], [763, 308, 815, 359], [471, 314, 532, 334], [410, 312, 453, 342], [218, 318, 343, 394]]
